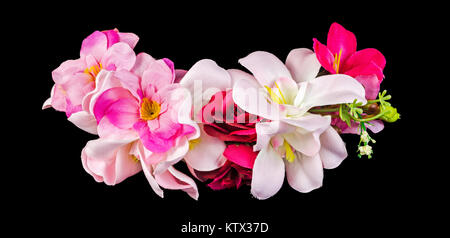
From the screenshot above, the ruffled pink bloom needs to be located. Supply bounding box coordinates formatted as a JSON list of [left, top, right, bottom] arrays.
[[82, 137, 199, 199], [84, 56, 200, 199], [313, 22, 386, 100], [190, 144, 257, 190], [43, 29, 138, 133], [93, 58, 196, 154]]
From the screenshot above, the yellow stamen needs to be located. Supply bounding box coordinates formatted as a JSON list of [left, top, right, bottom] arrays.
[[130, 155, 140, 163], [333, 49, 343, 74], [284, 140, 295, 163], [274, 82, 287, 104], [188, 138, 201, 150], [264, 82, 287, 104], [140, 98, 161, 121], [84, 63, 103, 80]]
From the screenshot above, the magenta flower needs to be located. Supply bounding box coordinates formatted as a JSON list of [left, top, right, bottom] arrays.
[[313, 22, 386, 99], [190, 144, 257, 190], [93, 58, 196, 154]]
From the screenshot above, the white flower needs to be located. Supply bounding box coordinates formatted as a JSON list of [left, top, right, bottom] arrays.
[[358, 145, 373, 156], [232, 49, 367, 199]]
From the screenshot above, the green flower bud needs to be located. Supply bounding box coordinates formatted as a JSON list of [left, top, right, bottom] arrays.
[[380, 105, 400, 122]]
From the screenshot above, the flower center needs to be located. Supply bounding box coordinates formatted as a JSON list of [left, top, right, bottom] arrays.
[[264, 82, 287, 104], [333, 48, 343, 74], [140, 98, 161, 121], [84, 63, 103, 81]]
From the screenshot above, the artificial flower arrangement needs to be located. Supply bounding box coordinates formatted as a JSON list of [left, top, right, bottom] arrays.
[[43, 23, 399, 200]]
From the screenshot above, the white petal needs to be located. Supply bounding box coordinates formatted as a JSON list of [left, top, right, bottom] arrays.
[[239, 51, 293, 87], [285, 152, 323, 193], [232, 77, 281, 120], [319, 127, 348, 169], [251, 145, 285, 200], [254, 120, 294, 151], [185, 125, 226, 171], [296, 74, 367, 111], [285, 48, 321, 83], [282, 113, 331, 132], [283, 129, 322, 157], [179, 59, 231, 120]]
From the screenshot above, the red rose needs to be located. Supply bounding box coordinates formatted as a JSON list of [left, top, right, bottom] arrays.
[[200, 90, 261, 143]]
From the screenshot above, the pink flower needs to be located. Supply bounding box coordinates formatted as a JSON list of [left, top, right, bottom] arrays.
[[190, 144, 257, 190], [313, 22, 386, 100], [43, 29, 138, 133], [93, 58, 196, 154], [82, 137, 199, 199]]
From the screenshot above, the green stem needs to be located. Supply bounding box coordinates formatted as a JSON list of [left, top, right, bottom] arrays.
[[309, 107, 340, 113], [350, 111, 387, 122]]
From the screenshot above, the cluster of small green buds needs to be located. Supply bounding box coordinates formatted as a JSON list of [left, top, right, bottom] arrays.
[[380, 104, 400, 123]]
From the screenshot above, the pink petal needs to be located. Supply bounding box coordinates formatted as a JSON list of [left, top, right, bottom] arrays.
[[285, 152, 323, 193], [80, 31, 108, 61], [139, 151, 164, 198], [97, 117, 139, 140], [313, 38, 336, 74], [131, 52, 155, 77], [52, 58, 86, 84], [344, 58, 385, 82], [93, 87, 137, 122], [118, 32, 139, 49], [223, 144, 258, 169], [104, 98, 140, 129], [174, 69, 187, 83], [250, 145, 285, 200], [101, 29, 120, 48], [326, 22, 357, 63], [113, 143, 142, 184], [355, 74, 381, 100], [113, 70, 142, 100], [101, 42, 136, 71], [141, 59, 174, 96], [155, 166, 199, 200], [343, 48, 386, 74]]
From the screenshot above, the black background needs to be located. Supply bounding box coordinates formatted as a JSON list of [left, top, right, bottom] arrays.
[[7, 3, 440, 236]]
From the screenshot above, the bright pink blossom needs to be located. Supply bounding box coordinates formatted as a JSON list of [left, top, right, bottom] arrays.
[[313, 22, 386, 100], [43, 29, 138, 133], [93, 58, 196, 154]]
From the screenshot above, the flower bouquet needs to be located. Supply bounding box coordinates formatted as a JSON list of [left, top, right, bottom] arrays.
[[43, 23, 399, 200]]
